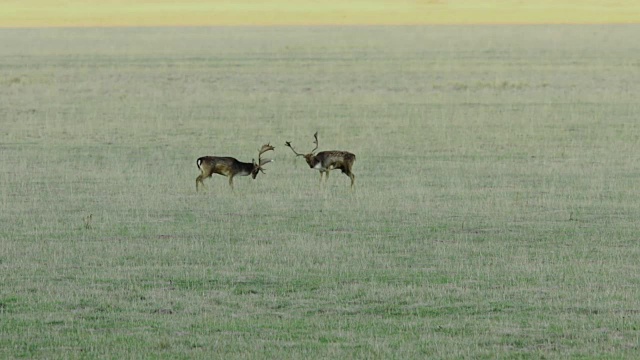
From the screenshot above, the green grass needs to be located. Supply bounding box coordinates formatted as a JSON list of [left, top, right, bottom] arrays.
[[1, 25, 640, 358]]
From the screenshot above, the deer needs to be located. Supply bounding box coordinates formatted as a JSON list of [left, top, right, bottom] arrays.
[[196, 144, 274, 191], [285, 132, 356, 189]]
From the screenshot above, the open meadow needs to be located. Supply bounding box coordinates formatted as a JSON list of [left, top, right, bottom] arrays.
[[1, 25, 640, 358]]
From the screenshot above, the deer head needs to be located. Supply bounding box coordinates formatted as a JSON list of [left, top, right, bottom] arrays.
[[251, 143, 275, 179]]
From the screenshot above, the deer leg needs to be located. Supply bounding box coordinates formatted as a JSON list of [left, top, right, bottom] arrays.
[[196, 175, 205, 191], [344, 170, 355, 189], [228, 175, 234, 190]]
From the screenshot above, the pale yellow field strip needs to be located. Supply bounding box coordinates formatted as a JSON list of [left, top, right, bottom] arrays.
[[0, 0, 638, 27]]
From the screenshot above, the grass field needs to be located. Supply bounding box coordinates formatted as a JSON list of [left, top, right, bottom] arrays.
[[1, 25, 640, 358]]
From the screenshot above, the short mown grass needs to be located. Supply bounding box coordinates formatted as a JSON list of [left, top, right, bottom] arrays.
[[1, 25, 640, 358]]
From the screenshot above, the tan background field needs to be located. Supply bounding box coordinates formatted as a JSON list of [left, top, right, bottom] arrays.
[[1, 0, 639, 27]]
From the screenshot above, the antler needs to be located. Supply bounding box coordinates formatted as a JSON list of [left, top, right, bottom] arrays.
[[258, 143, 275, 170], [259, 144, 274, 157], [285, 141, 305, 156], [311, 132, 319, 153], [285, 132, 319, 156]]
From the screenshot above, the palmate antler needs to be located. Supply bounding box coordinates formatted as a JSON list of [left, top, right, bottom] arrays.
[[257, 143, 275, 172]]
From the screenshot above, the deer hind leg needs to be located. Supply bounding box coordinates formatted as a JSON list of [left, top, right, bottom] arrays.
[[196, 174, 205, 191], [343, 170, 355, 189]]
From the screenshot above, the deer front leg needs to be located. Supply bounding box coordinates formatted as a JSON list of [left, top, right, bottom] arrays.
[[228, 175, 234, 190]]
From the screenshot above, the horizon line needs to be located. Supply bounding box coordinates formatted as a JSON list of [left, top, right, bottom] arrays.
[[2, 21, 639, 29]]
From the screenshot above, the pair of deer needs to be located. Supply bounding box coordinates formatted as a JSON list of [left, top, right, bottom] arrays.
[[196, 132, 356, 191]]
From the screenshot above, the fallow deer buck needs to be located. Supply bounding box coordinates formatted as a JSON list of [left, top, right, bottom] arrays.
[[196, 144, 274, 191], [285, 132, 356, 189]]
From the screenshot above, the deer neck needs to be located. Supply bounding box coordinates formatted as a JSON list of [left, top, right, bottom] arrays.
[[235, 161, 255, 176]]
